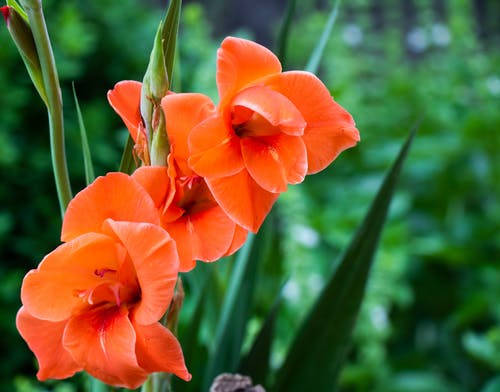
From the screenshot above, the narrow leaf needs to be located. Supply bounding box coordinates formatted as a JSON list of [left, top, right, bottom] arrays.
[[162, 0, 182, 83], [6, 0, 27, 21], [72, 83, 95, 185], [305, 0, 340, 74], [276, 0, 297, 66], [118, 134, 136, 174], [274, 128, 416, 392], [239, 285, 284, 386]]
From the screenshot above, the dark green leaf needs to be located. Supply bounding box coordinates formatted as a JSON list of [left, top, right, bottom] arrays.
[[305, 0, 340, 74], [72, 83, 95, 185], [274, 129, 416, 392], [276, 0, 297, 66], [118, 135, 136, 174]]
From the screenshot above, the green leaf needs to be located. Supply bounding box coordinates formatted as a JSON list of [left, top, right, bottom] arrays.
[[276, 0, 297, 66], [162, 0, 181, 83], [274, 129, 416, 392], [118, 135, 136, 174], [239, 284, 283, 386], [6, 0, 28, 21], [305, 0, 340, 74], [86, 374, 108, 392], [72, 83, 95, 185]]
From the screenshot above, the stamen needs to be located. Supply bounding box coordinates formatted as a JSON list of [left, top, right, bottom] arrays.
[[94, 268, 116, 278]]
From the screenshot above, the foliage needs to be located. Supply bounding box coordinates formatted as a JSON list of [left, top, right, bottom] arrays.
[[1, 0, 499, 391]]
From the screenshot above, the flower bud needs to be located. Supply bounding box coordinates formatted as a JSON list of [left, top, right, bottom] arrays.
[[1, 5, 47, 104]]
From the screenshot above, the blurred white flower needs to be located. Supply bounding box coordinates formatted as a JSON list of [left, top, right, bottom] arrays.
[[431, 23, 451, 46], [290, 223, 320, 248], [406, 27, 428, 53], [486, 75, 500, 96], [342, 24, 363, 47], [370, 304, 388, 331], [283, 279, 300, 302]]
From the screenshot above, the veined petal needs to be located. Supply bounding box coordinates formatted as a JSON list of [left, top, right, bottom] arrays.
[[134, 321, 191, 381], [217, 37, 282, 106], [165, 205, 238, 272], [161, 93, 216, 167], [21, 233, 122, 322], [107, 80, 143, 142], [188, 115, 244, 179], [241, 134, 307, 193], [63, 305, 147, 389], [206, 170, 279, 233], [61, 172, 160, 242], [103, 220, 179, 325], [232, 85, 306, 136], [16, 307, 81, 381], [263, 71, 360, 173]]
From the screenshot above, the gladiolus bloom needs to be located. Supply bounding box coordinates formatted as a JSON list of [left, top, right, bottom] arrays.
[[188, 37, 360, 232], [17, 221, 190, 388]]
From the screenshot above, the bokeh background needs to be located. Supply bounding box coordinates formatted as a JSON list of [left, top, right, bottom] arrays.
[[0, 0, 499, 391]]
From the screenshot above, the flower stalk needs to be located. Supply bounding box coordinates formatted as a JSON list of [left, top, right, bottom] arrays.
[[19, 0, 72, 215]]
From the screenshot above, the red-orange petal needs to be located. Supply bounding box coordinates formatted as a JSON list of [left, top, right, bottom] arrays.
[[134, 321, 191, 381], [232, 85, 306, 136], [164, 205, 238, 272], [132, 165, 172, 210], [107, 80, 143, 142], [63, 305, 148, 389], [206, 170, 279, 233], [161, 93, 216, 168], [188, 115, 244, 179], [224, 224, 248, 256], [21, 233, 122, 322], [217, 37, 282, 107], [16, 307, 82, 380], [103, 220, 179, 325], [61, 172, 160, 242], [241, 134, 307, 193], [263, 71, 360, 173]]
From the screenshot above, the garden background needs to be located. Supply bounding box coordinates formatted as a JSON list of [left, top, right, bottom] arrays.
[[0, 0, 499, 391]]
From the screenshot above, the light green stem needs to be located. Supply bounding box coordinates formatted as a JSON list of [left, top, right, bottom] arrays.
[[21, 0, 72, 216]]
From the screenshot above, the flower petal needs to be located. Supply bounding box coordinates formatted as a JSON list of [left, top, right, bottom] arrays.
[[188, 115, 244, 179], [107, 80, 143, 142], [263, 71, 360, 173], [134, 321, 191, 381], [161, 93, 216, 168], [21, 233, 122, 322], [225, 224, 248, 256], [206, 170, 279, 233], [165, 205, 238, 272], [241, 134, 307, 193], [63, 305, 147, 389], [16, 307, 81, 380], [232, 85, 306, 136], [61, 172, 160, 242], [217, 37, 282, 107], [132, 165, 172, 210], [104, 220, 179, 325]]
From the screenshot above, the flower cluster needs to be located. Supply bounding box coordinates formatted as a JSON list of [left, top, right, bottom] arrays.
[[17, 37, 359, 388]]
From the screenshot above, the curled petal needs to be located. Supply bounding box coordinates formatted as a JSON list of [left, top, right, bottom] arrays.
[[16, 307, 81, 381], [104, 220, 179, 325], [132, 165, 173, 210], [188, 115, 244, 179], [263, 71, 360, 173], [206, 170, 279, 233], [232, 85, 306, 136], [63, 305, 147, 389], [241, 134, 307, 193], [21, 233, 122, 322], [217, 36, 282, 107], [107, 80, 143, 142], [134, 321, 191, 381], [225, 224, 248, 256], [61, 172, 160, 242]]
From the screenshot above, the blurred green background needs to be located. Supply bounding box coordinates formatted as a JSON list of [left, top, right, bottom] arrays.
[[1, 0, 499, 391]]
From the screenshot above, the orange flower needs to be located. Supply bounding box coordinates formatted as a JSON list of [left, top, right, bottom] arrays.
[[133, 93, 248, 272], [17, 222, 190, 388], [188, 37, 360, 232], [17, 173, 191, 388], [107, 82, 247, 271]]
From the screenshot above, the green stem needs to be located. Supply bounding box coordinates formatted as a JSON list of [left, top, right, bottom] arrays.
[[21, 0, 72, 216]]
